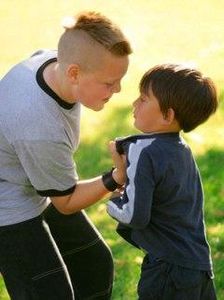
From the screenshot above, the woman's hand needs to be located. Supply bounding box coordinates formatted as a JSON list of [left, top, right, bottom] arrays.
[[108, 141, 127, 186]]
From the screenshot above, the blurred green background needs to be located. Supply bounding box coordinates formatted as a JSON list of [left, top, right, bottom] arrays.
[[0, 0, 224, 299]]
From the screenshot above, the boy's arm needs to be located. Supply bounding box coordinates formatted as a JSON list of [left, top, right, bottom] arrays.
[[107, 148, 155, 229]]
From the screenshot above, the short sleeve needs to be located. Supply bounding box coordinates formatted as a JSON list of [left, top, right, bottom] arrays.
[[13, 139, 77, 196]]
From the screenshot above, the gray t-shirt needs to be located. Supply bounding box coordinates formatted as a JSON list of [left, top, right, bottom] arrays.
[[0, 50, 81, 225]]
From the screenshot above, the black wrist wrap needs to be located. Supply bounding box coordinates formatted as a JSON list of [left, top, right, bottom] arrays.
[[102, 168, 122, 192]]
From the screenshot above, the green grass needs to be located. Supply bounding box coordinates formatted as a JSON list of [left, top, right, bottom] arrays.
[[196, 147, 224, 300], [1, 1, 224, 299]]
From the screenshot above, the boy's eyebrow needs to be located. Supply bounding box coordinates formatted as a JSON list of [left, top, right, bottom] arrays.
[[104, 77, 122, 83]]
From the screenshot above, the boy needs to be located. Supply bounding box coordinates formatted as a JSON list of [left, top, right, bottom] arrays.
[[0, 11, 131, 300], [107, 64, 218, 300]]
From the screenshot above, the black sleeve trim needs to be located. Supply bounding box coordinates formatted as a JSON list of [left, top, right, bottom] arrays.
[[36, 185, 76, 197]]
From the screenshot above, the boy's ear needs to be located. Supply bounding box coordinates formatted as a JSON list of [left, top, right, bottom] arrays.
[[66, 64, 80, 84], [163, 108, 176, 124]]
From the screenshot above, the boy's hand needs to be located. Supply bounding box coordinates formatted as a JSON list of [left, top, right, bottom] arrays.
[[109, 141, 126, 185]]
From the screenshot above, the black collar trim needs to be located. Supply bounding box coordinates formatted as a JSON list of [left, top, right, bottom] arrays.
[[36, 58, 75, 110], [115, 132, 180, 154]]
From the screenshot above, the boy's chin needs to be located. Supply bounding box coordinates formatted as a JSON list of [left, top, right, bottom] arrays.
[[92, 103, 105, 111], [133, 120, 140, 130], [133, 122, 147, 133], [84, 102, 105, 112]]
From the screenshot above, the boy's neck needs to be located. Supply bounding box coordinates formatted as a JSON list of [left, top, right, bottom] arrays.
[[144, 123, 181, 134], [144, 129, 180, 135], [159, 121, 181, 133]]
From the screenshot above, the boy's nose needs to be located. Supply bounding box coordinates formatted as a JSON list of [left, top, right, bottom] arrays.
[[112, 82, 121, 93]]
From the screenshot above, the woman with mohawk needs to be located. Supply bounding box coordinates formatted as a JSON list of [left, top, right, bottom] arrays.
[[0, 11, 131, 300]]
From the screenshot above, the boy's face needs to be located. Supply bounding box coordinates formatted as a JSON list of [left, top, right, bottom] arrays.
[[73, 54, 129, 111], [133, 88, 166, 133]]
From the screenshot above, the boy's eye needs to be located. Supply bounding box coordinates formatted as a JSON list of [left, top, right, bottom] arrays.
[[105, 83, 114, 87]]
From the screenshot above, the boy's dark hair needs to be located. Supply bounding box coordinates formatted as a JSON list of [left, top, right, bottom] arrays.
[[140, 64, 218, 132]]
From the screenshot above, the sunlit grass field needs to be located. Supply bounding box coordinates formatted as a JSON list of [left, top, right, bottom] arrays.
[[0, 1, 224, 299]]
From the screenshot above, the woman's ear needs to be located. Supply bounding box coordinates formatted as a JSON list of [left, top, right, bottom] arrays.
[[66, 64, 80, 84]]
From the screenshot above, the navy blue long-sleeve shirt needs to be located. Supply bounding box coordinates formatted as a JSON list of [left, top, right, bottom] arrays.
[[107, 132, 212, 271]]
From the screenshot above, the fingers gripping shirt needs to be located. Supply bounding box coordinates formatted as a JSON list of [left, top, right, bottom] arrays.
[[107, 138, 155, 228]]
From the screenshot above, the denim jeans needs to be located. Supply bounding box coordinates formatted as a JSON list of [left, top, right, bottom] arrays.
[[0, 204, 114, 300]]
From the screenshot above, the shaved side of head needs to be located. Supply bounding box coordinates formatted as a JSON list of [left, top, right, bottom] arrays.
[[58, 30, 111, 72]]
